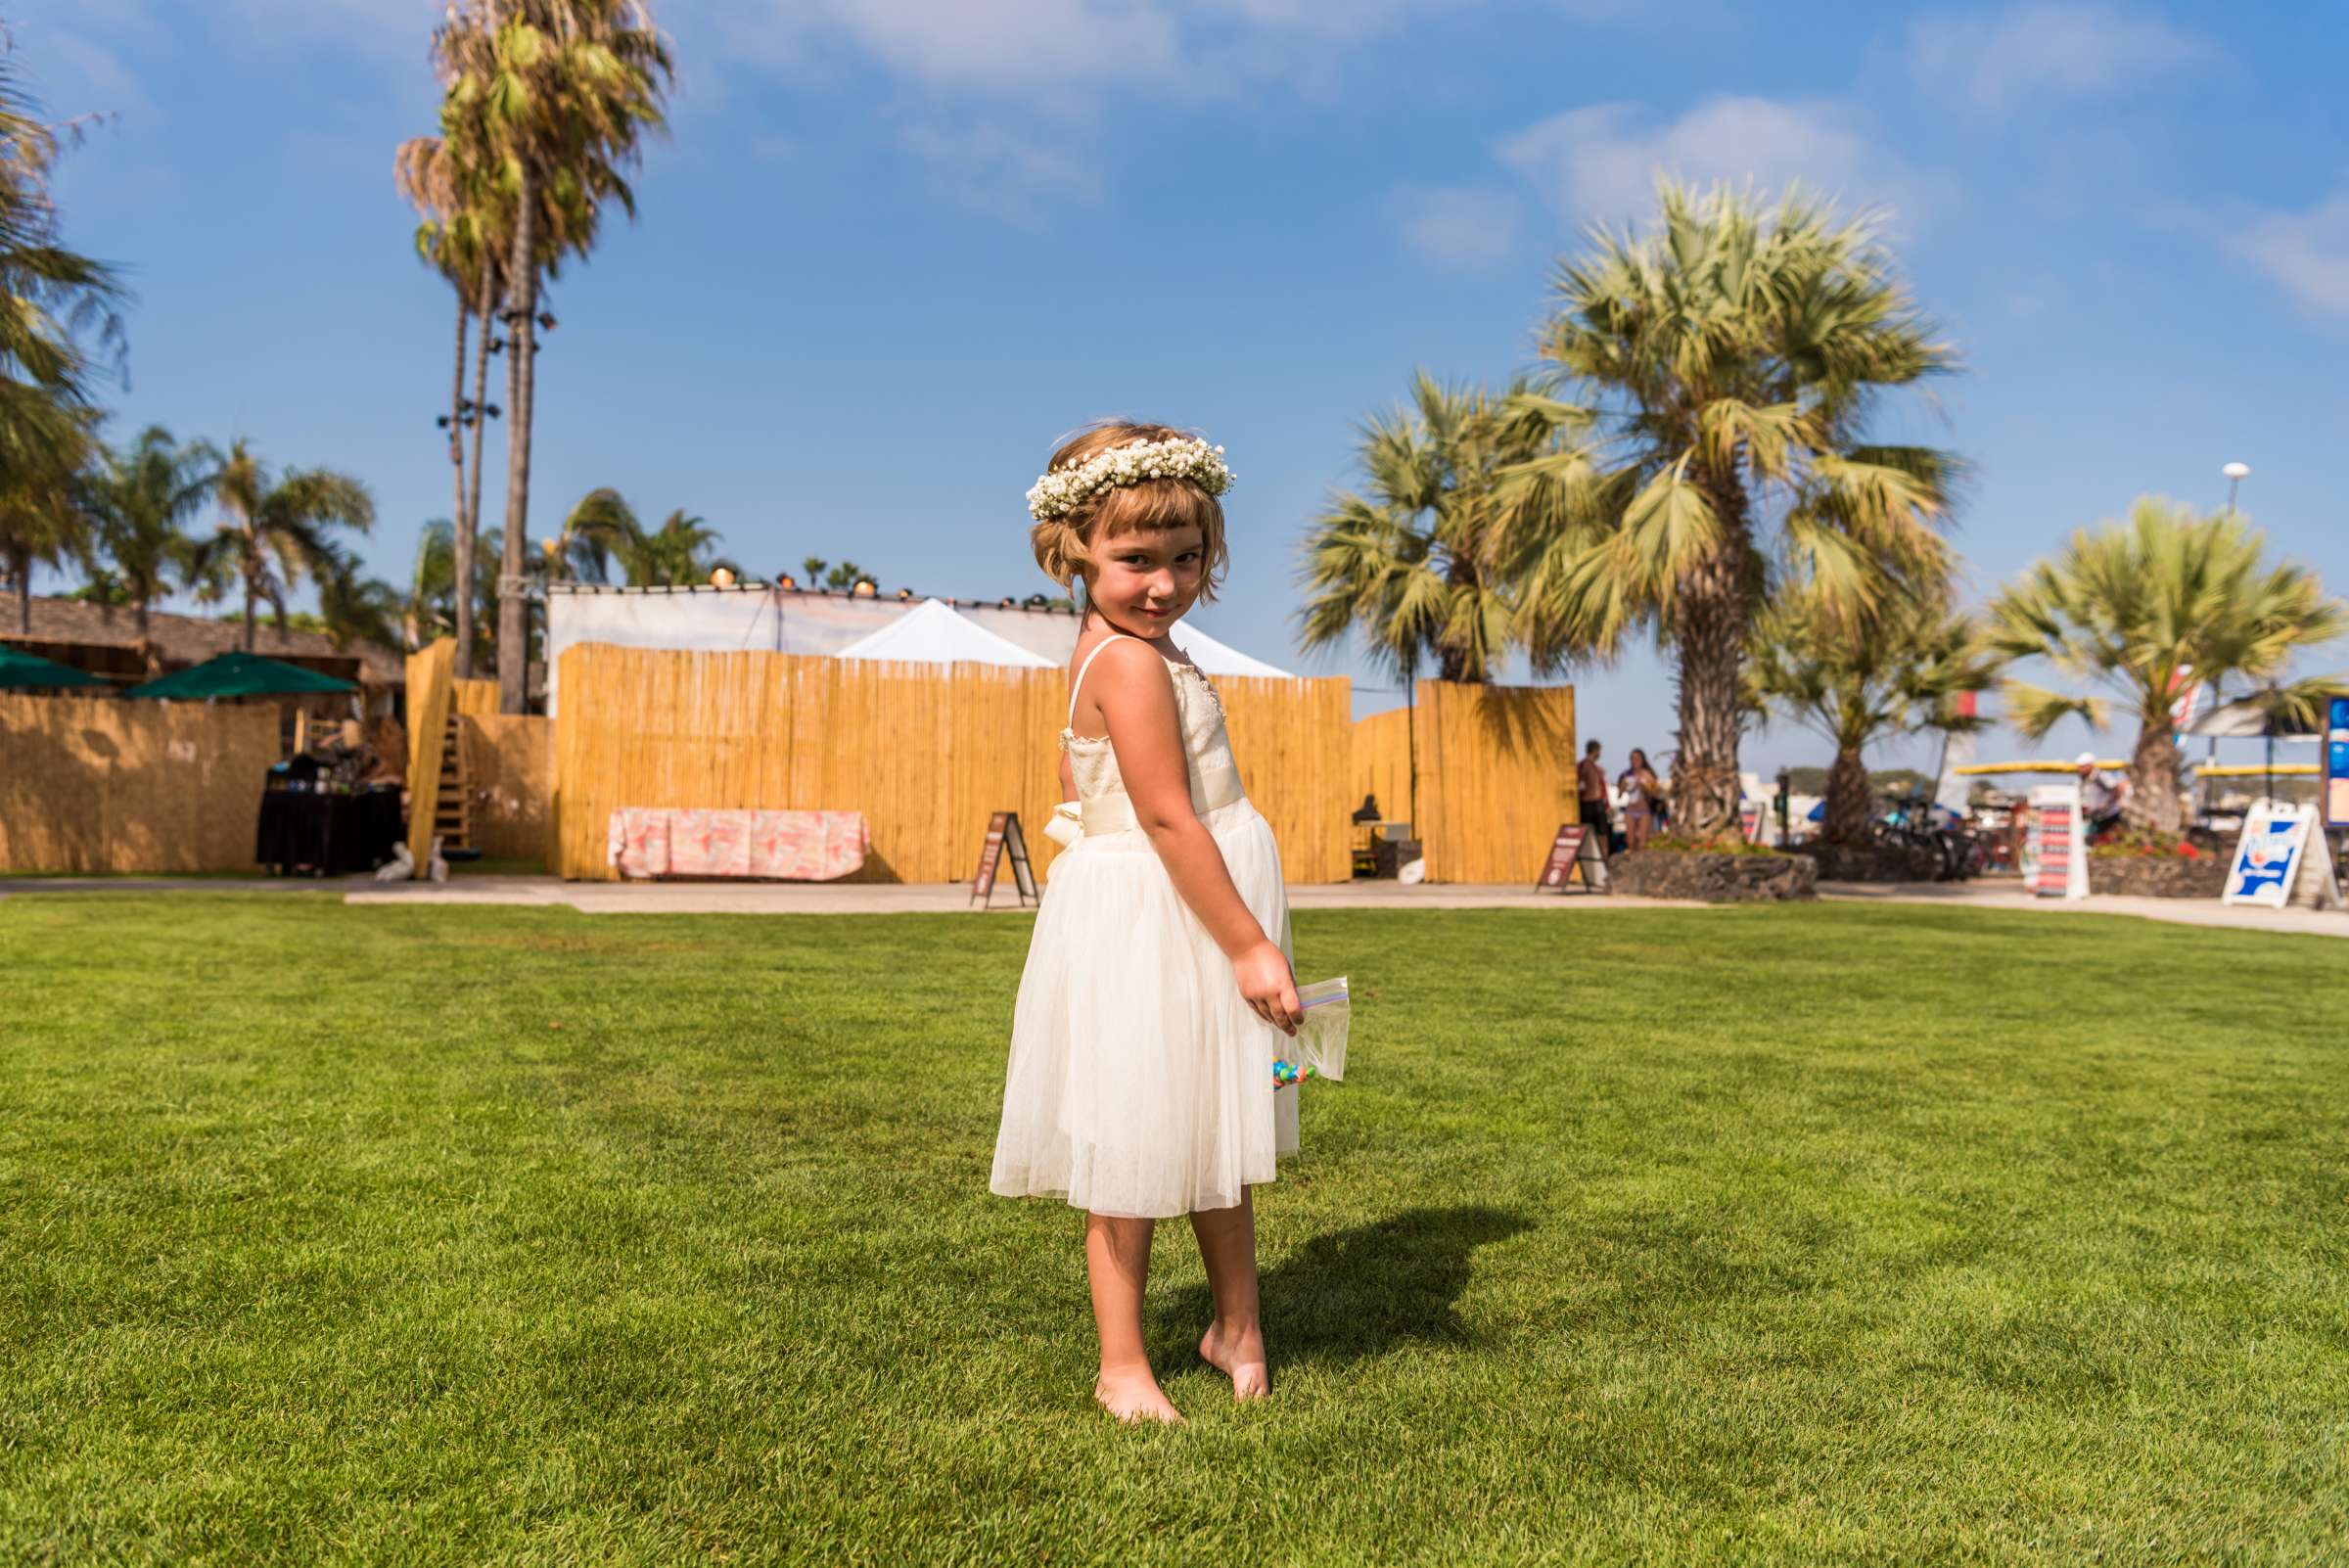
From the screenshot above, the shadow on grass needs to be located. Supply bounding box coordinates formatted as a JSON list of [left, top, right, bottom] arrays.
[[1154, 1205, 1533, 1369]]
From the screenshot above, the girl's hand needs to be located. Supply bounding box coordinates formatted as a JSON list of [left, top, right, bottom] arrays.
[[1234, 941, 1300, 1036]]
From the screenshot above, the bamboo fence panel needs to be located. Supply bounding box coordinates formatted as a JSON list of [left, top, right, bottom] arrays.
[[0, 695, 280, 872], [1351, 706, 1415, 828], [403, 639, 457, 871], [452, 678, 499, 716], [1218, 675, 1353, 884], [1413, 680, 1579, 883], [551, 644, 1354, 884], [460, 715, 553, 864], [553, 646, 1069, 883]]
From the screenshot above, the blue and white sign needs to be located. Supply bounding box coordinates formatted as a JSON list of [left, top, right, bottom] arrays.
[[2223, 801, 2315, 908], [2325, 694, 2349, 830]]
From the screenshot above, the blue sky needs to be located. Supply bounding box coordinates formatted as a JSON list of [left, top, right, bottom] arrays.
[[17, 0, 2348, 776]]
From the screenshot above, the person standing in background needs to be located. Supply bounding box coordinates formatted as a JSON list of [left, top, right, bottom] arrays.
[[1619, 748, 1662, 852], [1577, 740, 1612, 853], [2076, 751, 2128, 840]]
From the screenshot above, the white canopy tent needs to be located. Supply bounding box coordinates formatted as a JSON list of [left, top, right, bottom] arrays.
[[834, 598, 1056, 667], [1169, 621, 1295, 678], [888, 601, 1298, 676], [2185, 696, 2322, 741]]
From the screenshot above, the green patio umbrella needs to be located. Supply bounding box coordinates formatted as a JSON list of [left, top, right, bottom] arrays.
[[0, 643, 107, 689], [121, 650, 358, 700]]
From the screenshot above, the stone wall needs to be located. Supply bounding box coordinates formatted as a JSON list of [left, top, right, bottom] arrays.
[[1792, 842, 1945, 884], [1611, 850, 1819, 902], [2088, 853, 2230, 899]]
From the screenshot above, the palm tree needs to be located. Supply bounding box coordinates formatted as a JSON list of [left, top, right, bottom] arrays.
[[409, 515, 512, 660], [189, 438, 376, 652], [1989, 497, 2349, 833], [798, 556, 874, 592], [74, 425, 219, 651], [405, 517, 458, 649], [0, 50, 127, 634], [437, 0, 673, 713], [1748, 587, 2000, 845], [0, 412, 89, 634], [559, 486, 736, 586], [312, 542, 405, 653], [1498, 183, 1960, 841], [1298, 373, 1534, 684], [394, 129, 502, 678]]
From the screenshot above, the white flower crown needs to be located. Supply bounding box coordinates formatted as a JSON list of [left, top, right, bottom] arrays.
[[1026, 436, 1234, 523]]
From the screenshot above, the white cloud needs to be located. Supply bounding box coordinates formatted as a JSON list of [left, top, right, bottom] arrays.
[[217, 0, 440, 45], [1389, 185, 1520, 271], [1194, 0, 1477, 40], [899, 121, 1103, 223], [1497, 96, 1939, 232], [28, 31, 149, 119], [2224, 193, 2349, 317], [16, 0, 446, 77], [685, 0, 1494, 93], [1907, 2, 2207, 117], [789, 0, 1183, 92]]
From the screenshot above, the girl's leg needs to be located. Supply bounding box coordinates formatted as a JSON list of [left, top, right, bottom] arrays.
[[1189, 1188, 1270, 1400], [1085, 1213, 1182, 1423]]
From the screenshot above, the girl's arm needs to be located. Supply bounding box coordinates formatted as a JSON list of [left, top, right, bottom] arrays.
[[1088, 641, 1300, 1035]]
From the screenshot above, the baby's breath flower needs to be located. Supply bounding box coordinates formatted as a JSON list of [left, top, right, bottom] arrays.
[[1027, 437, 1235, 522]]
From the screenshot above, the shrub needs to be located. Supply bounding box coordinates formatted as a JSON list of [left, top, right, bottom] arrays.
[[1643, 834, 1790, 857], [2089, 829, 2202, 860]]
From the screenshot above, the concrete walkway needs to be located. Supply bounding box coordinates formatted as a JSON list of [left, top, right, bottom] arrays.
[[342, 875, 1686, 915], [339, 873, 2349, 936], [1816, 879, 2349, 939], [11, 870, 2340, 939], [0, 875, 361, 898]]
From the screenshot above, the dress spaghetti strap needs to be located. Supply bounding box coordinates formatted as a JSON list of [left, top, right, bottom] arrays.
[[1067, 632, 1136, 727]]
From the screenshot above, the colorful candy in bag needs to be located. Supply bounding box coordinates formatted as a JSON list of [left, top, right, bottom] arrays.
[[1271, 977, 1348, 1157]]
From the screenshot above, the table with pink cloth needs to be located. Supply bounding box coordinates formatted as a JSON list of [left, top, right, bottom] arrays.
[[607, 807, 869, 881]]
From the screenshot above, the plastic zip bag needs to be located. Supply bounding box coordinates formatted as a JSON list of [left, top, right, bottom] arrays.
[[1272, 976, 1348, 1159], [1292, 976, 1349, 1082]]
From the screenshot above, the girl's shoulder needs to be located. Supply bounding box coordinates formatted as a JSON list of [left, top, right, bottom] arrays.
[[1073, 631, 1187, 687]]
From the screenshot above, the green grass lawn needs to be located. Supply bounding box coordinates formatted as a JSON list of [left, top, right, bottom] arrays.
[[2, 895, 2344, 1565]]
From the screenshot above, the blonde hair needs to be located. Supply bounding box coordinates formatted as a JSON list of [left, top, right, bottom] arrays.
[[1029, 421, 1228, 601]]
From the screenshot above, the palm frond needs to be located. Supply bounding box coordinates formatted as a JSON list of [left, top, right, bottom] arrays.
[[2002, 679, 2107, 740]]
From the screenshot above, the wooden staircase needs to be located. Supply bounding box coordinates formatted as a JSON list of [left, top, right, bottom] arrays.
[[432, 709, 472, 853]]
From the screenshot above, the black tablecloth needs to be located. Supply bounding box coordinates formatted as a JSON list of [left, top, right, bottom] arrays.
[[255, 789, 405, 875]]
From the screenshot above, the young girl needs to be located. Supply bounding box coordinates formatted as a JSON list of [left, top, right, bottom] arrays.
[[990, 421, 1303, 1426], [1619, 747, 1662, 852]]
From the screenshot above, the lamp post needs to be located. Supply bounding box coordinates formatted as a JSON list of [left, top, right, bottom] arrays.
[[2200, 463, 2252, 825]]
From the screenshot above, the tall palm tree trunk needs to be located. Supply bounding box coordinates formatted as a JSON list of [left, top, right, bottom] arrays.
[[496, 168, 538, 716], [1670, 544, 1748, 841], [448, 289, 475, 679], [2126, 716, 2186, 834], [1668, 463, 1756, 842], [463, 260, 495, 679], [241, 575, 258, 653], [1821, 743, 1874, 845], [10, 549, 28, 635]]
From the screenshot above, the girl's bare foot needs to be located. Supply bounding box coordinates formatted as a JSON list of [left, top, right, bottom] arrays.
[[1198, 1322, 1271, 1401], [1094, 1367, 1184, 1425]]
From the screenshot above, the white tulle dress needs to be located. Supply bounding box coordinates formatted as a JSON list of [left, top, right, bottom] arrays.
[[990, 632, 1292, 1219]]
